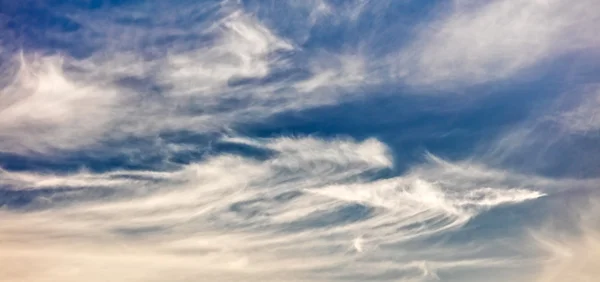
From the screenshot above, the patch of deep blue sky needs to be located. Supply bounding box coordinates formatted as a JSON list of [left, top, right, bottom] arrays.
[[1, 0, 599, 179]]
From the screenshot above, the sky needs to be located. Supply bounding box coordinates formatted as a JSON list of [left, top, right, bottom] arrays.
[[0, 0, 599, 281]]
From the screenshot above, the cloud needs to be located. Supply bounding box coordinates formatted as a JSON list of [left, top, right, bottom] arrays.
[[162, 10, 294, 97], [1, 1, 599, 281], [0, 136, 562, 281], [395, 0, 600, 86], [0, 1, 373, 156], [531, 197, 600, 282], [294, 53, 367, 94], [535, 231, 600, 282], [481, 82, 600, 176], [553, 85, 600, 134], [0, 53, 120, 154]]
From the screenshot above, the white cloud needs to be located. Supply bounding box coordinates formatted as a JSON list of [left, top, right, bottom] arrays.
[[294, 53, 367, 94], [0, 136, 566, 282], [531, 199, 600, 282], [0, 2, 374, 155], [554, 85, 600, 134], [485, 84, 600, 164], [163, 10, 294, 97], [0, 53, 120, 154], [2, 1, 599, 280], [395, 0, 600, 86]]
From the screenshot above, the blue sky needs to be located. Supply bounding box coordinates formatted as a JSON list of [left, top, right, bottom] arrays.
[[1, 0, 599, 281]]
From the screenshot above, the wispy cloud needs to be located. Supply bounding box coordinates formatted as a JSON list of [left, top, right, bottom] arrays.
[[554, 85, 600, 134], [0, 53, 121, 154], [531, 197, 600, 282], [0, 1, 373, 155], [1, 1, 599, 281], [0, 136, 573, 282], [394, 0, 600, 86]]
